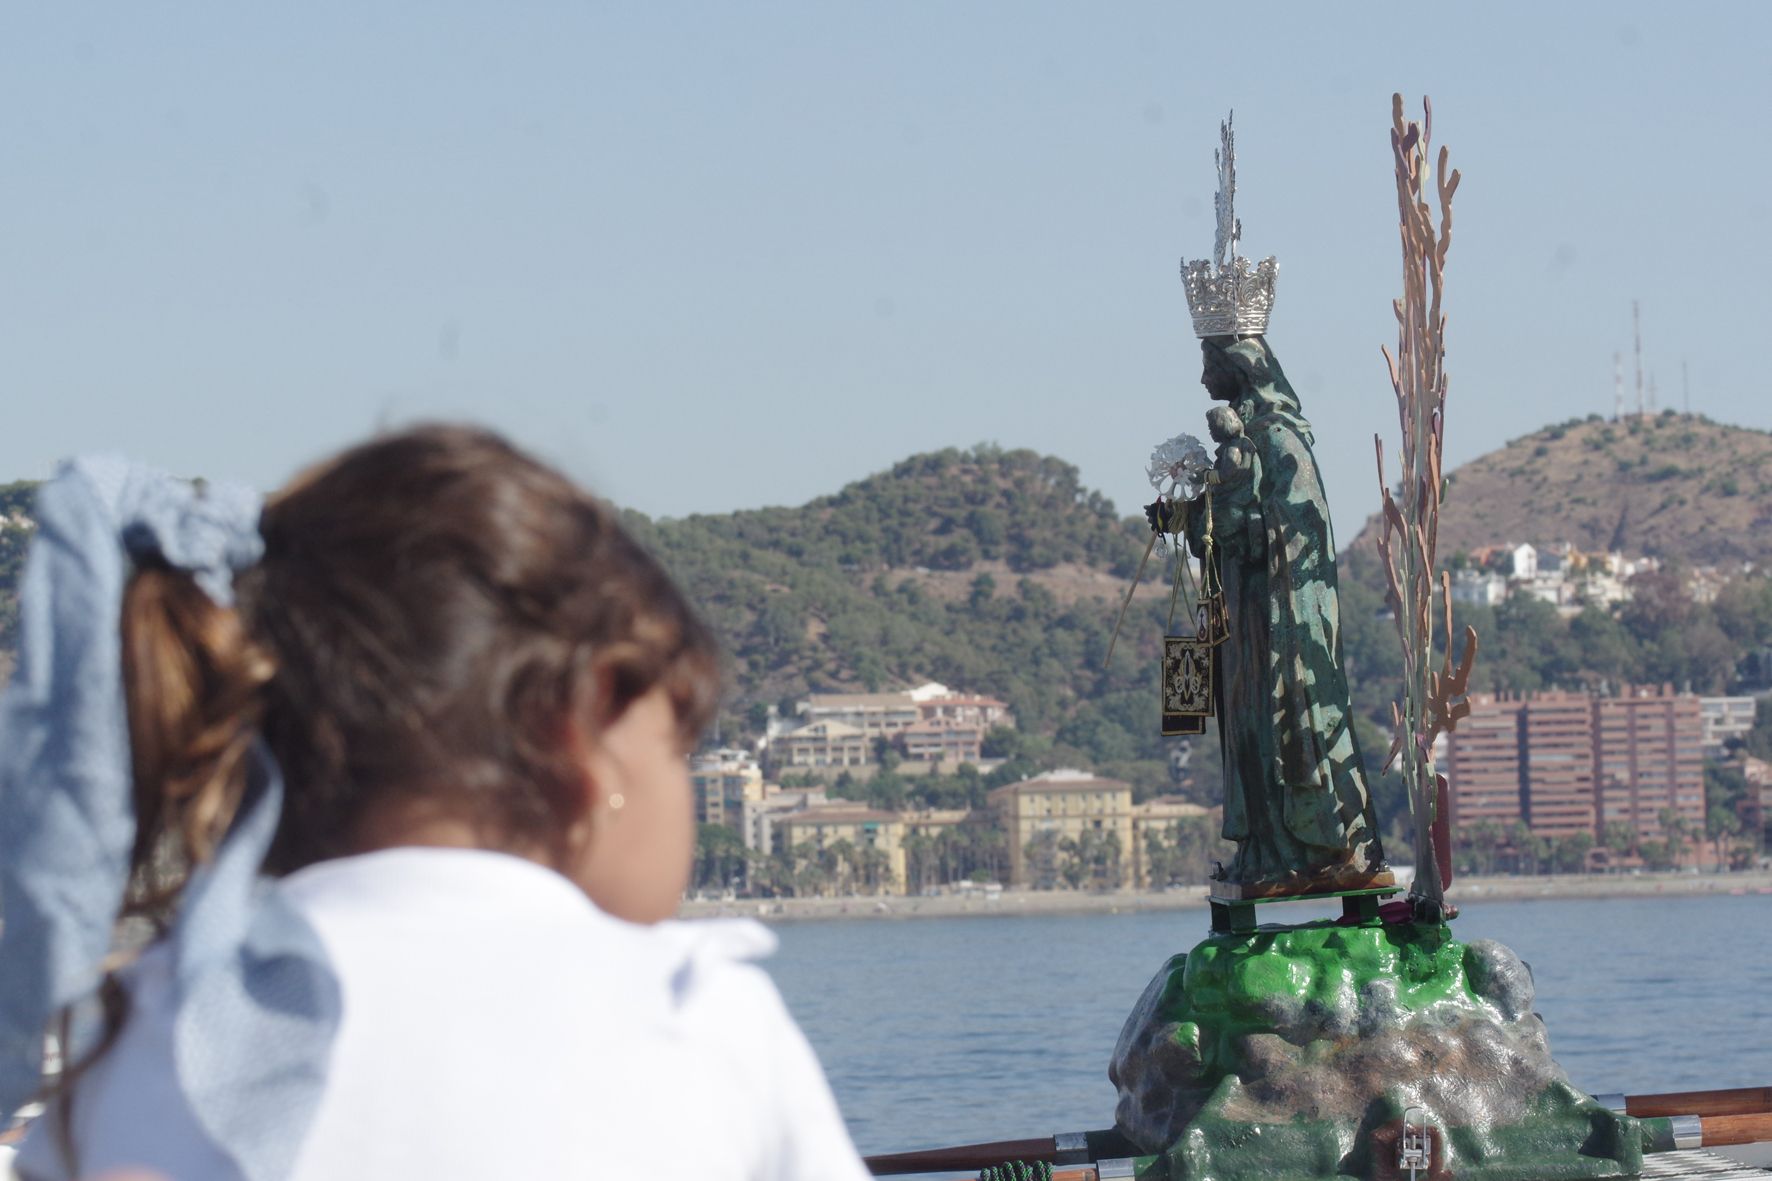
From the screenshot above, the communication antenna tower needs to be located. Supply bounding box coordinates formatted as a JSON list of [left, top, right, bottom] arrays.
[[1613, 353, 1624, 421], [1632, 300, 1645, 418]]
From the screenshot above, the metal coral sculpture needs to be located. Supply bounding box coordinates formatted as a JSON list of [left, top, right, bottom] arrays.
[[1374, 94, 1476, 921]]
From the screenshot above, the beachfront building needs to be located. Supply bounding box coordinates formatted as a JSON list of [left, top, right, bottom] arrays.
[[773, 805, 907, 894], [1442, 694, 1527, 831], [1593, 686, 1705, 842], [1443, 686, 1705, 846], [1128, 795, 1212, 888], [738, 786, 829, 856], [690, 748, 766, 828], [1744, 757, 1772, 844], [990, 769, 1134, 889], [1520, 693, 1597, 838]]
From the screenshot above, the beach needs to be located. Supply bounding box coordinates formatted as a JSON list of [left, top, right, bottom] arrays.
[[678, 869, 1772, 923]]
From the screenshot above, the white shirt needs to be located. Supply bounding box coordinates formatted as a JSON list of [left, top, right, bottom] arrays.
[[18, 849, 870, 1181]]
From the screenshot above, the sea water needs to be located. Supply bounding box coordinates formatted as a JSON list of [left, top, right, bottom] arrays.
[[766, 892, 1772, 1162]]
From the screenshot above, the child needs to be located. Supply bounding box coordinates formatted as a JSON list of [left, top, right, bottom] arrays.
[[0, 427, 872, 1181], [1201, 404, 1262, 558]]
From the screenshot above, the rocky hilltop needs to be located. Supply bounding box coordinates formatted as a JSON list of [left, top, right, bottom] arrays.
[[1346, 413, 1772, 572]]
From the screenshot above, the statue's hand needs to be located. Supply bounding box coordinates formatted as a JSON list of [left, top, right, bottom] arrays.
[[1144, 498, 1174, 533]]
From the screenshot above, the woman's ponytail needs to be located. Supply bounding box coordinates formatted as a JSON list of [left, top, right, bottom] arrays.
[[120, 564, 275, 914]]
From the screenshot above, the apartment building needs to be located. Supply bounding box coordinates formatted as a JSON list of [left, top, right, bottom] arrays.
[[914, 689, 1014, 730], [770, 719, 871, 769], [772, 805, 907, 893], [689, 747, 765, 827], [738, 786, 828, 855], [796, 692, 921, 737], [1699, 696, 1758, 754], [1594, 687, 1705, 841], [1128, 795, 1212, 888], [771, 682, 1015, 773], [1520, 693, 1597, 838], [1443, 694, 1527, 830], [899, 718, 986, 763], [1443, 687, 1705, 844], [989, 769, 1134, 887]]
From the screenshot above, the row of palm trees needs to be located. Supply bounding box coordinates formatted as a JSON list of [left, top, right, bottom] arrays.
[[692, 823, 1004, 897], [1455, 806, 1758, 875], [691, 817, 1233, 896]]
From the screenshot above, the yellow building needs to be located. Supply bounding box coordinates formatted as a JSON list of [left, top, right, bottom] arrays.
[[989, 769, 1134, 888], [1129, 796, 1212, 888], [689, 748, 765, 828], [773, 805, 907, 894]]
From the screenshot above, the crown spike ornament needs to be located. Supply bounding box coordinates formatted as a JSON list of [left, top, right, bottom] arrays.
[[1182, 112, 1278, 338]]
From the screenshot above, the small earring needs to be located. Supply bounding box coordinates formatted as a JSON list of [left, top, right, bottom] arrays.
[[607, 792, 625, 812]]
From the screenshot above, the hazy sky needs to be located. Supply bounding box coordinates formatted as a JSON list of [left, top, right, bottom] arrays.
[[4, 3, 1769, 542]]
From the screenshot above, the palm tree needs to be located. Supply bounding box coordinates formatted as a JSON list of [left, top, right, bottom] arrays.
[[1658, 808, 1690, 869], [902, 832, 937, 893], [790, 840, 824, 897], [1025, 831, 1061, 890], [1056, 836, 1086, 890], [856, 845, 892, 894], [1602, 821, 1637, 862], [1462, 820, 1504, 876], [1705, 806, 1741, 872], [822, 838, 858, 895]]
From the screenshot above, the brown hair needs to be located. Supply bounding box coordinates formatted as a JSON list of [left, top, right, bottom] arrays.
[[120, 424, 720, 895]]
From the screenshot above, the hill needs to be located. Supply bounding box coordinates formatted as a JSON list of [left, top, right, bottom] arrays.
[[625, 446, 1188, 794], [0, 449, 1195, 798], [3, 429, 1770, 817], [1345, 412, 1772, 573]]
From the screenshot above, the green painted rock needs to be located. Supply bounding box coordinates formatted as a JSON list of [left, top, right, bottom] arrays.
[[1109, 920, 1641, 1181]]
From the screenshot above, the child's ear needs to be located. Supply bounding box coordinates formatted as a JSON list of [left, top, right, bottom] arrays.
[[559, 717, 608, 833]]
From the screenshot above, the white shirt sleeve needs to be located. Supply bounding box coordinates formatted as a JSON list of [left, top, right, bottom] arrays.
[[667, 922, 872, 1181]]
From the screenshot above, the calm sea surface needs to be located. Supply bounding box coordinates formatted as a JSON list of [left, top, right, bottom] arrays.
[[764, 892, 1772, 1164]]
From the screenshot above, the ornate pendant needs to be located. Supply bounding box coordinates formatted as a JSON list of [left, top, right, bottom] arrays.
[[1197, 591, 1230, 647], [1161, 632, 1215, 737]]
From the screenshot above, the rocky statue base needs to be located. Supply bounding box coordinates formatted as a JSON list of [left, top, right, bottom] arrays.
[[1110, 918, 1641, 1181]]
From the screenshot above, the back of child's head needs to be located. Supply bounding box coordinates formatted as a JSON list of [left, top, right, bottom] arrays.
[[120, 425, 719, 895], [1206, 404, 1245, 442]]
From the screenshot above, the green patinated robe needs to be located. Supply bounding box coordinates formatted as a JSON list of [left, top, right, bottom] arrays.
[[1187, 337, 1382, 885]]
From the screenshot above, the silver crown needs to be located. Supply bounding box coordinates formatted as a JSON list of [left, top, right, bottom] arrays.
[[1182, 113, 1278, 338]]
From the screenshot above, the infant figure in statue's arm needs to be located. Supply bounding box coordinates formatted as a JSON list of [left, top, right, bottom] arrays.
[[1204, 404, 1262, 556]]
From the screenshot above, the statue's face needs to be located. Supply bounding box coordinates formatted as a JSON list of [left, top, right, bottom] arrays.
[[1201, 359, 1239, 402], [1201, 336, 1260, 402]]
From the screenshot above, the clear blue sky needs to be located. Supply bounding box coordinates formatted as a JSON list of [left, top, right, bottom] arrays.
[[4, 3, 1768, 542]]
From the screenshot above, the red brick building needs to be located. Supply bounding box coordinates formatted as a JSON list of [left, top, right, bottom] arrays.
[[1593, 687, 1705, 841], [1519, 694, 1597, 838], [1442, 686, 1705, 843], [1442, 695, 1526, 829]]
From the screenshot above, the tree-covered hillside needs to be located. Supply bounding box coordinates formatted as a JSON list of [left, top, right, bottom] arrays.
[[627, 446, 1188, 796], [4, 428, 1771, 836]]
